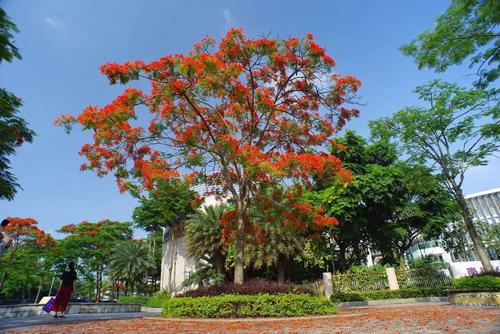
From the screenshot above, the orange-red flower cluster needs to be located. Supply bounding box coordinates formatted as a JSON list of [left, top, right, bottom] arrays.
[[55, 28, 361, 243]]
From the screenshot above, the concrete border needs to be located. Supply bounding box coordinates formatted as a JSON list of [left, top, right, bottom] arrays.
[[336, 297, 448, 308], [449, 291, 500, 306], [0, 303, 141, 319]]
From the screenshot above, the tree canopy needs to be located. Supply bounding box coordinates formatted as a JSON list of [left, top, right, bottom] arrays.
[[57, 28, 360, 284], [0, 8, 35, 200], [308, 131, 456, 270], [370, 80, 498, 272], [401, 0, 500, 88]]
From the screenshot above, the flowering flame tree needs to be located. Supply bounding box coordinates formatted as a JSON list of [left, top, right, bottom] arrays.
[[56, 29, 361, 284], [0, 217, 54, 290]]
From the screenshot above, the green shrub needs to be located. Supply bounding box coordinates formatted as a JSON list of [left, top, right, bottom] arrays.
[[163, 294, 336, 318], [332, 269, 388, 292], [451, 275, 500, 291], [147, 292, 170, 308], [330, 287, 447, 302], [117, 292, 170, 308], [117, 295, 150, 305]]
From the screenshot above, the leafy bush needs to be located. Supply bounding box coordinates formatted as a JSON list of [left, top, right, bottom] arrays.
[[178, 278, 310, 297], [330, 287, 447, 302], [408, 257, 448, 271], [332, 265, 389, 292], [117, 295, 150, 305], [163, 294, 336, 318], [451, 275, 500, 291], [147, 292, 170, 308], [118, 292, 170, 308], [181, 265, 225, 288], [345, 264, 387, 274]]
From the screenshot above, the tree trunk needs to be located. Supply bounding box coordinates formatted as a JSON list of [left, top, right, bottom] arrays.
[[34, 277, 44, 303], [277, 255, 286, 283], [214, 251, 225, 276], [168, 230, 176, 292], [234, 205, 246, 285], [338, 244, 347, 273], [399, 251, 406, 269], [0, 271, 7, 291], [96, 268, 103, 303], [453, 183, 493, 272]]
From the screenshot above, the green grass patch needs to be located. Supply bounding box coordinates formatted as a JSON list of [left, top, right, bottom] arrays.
[[162, 293, 336, 318]]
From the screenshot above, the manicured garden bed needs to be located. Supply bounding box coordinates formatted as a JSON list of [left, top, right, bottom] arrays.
[[448, 274, 500, 306], [177, 279, 310, 297], [162, 293, 336, 318]]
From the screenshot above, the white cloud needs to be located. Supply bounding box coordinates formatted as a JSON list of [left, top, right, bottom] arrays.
[[43, 16, 65, 29], [222, 9, 235, 27]]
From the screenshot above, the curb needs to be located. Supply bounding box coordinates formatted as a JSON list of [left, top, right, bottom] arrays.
[[336, 297, 448, 308]]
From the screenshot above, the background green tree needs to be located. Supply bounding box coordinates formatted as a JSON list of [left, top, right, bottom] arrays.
[[401, 0, 500, 89], [133, 180, 196, 292], [109, 240, 155, 296], [0, 8, 34, 200], [309, 131, 457, 270], [370, 80, 498, 272], [58, 220, 132, 302]]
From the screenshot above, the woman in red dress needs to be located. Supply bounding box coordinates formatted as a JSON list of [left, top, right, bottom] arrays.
[[51, 261, 77, 318]]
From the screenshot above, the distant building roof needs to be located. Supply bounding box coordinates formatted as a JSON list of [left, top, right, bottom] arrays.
[[465, 188, 500, 199]]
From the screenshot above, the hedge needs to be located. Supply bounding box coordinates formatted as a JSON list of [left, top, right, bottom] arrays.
[[451, 275, 500, 291], [330, 287, 447, 302], [163, 293, 336, 318], [178, 279, 310, 297]]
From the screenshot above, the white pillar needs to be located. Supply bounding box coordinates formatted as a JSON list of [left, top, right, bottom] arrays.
[[385, 267, 399, 290], [323, 272, 333, 298]]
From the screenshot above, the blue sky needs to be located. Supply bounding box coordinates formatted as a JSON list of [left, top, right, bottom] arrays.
[[1, 0, 498, 237]]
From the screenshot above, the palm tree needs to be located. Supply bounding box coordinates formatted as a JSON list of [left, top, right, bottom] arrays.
[[185, 204, 228, 275], [109, 240, 155, 296]]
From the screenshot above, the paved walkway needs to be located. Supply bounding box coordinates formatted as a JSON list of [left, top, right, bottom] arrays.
[[1, 303, 499, 333], [0, 310, 161, 332]]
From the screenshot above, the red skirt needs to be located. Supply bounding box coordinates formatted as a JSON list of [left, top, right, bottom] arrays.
[[51, 286, 72, 312]]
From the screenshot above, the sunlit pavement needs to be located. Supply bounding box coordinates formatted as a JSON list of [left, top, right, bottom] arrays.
[[1, 303, 499, 334]]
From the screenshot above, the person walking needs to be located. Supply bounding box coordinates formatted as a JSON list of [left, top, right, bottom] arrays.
[[51, 261, 77, 318]]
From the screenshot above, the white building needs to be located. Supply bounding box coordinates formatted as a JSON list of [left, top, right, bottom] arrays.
[[405, 188, 500, 277], [159, 186, 223, 294]]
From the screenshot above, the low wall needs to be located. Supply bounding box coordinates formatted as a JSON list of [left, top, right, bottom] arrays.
[[449, 291, 500, 306], [0, 303, 141, 319]]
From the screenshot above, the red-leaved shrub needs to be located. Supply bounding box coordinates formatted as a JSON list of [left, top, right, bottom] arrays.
[[178, 278, 310, 297]]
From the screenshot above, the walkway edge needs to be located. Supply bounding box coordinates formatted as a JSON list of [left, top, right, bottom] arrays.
[[337, 296, 448, 308]]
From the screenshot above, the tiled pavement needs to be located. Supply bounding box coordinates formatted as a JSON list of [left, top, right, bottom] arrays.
[[1, 303, 498, 334]]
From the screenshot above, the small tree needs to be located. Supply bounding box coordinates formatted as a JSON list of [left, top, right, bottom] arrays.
[[0, 217, 54, 291], [185, 204, 228, 276], [370, 80, 499, 272], [109, 240, 155, 296], [58, 220, 132, 302], [56, 29, 360, 284]]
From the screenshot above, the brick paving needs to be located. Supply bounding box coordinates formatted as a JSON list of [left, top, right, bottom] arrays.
[[2, 304, 499, 334]]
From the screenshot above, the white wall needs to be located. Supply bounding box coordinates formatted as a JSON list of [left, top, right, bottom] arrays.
[[160, 232, 197, 294], [449, 260, 500, 278]]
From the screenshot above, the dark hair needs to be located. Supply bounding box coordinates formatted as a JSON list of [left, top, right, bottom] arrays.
[[1, 219, 10, 227], [68, 261, 76, 272]]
